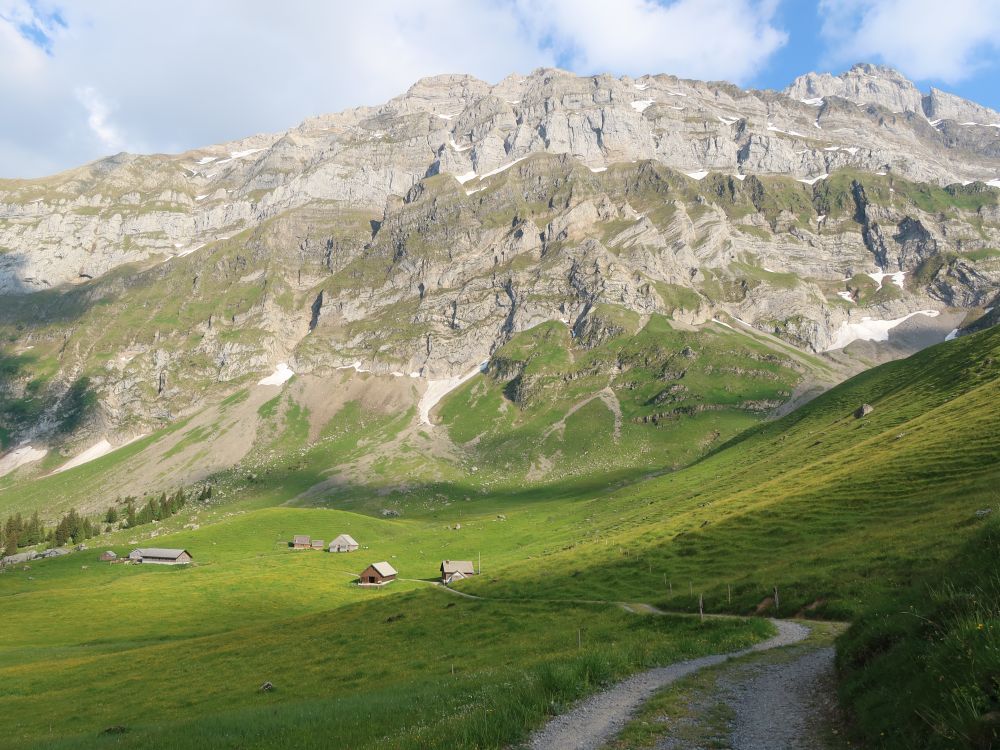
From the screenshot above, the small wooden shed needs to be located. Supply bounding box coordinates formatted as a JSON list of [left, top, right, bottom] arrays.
[[329, 534, 359, 553], [358, 561, 397, 587], [99, 550, 118, 562], [311, 539, 325, 550], [440, 560, 476, 584], [292, 535, 311, 549], [128, 548, 192, 565]]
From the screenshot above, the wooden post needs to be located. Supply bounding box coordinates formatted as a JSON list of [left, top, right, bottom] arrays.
[[669, 581, 673, 595], [773, 586, 780, 613], [699, 593, 704, 622], [728, 584, 732, 604]]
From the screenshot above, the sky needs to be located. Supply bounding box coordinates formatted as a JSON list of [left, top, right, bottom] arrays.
[[1, 0, 999, 178]]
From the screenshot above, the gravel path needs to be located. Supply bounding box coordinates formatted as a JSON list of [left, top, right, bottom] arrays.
[[726, 646, 836, 750], [526, 619, 810, 750]]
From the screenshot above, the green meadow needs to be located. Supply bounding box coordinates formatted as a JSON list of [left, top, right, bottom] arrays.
[[0, 325, 998, 748]]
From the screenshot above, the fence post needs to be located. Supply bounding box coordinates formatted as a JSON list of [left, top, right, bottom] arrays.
[[699, 593, 704, 622], [773, 586, 780, 614]]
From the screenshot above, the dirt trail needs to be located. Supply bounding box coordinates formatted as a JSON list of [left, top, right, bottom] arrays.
[[542, 387, 623, 443], [525, 620, 810, 750]]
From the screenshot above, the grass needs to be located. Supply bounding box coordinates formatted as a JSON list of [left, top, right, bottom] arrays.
[[0, 326, 996, 747], [0, 505, 768, 749], [838, 518, 1000, 749]]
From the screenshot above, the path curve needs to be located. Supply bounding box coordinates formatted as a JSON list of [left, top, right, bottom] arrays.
[[526, 619, 810, 750]]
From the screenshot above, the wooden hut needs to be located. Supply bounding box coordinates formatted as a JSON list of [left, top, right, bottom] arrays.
[[291, 535, 311, 549], [128, 548, 192, 565], [440, 560, 476, 584], [99, 550, 118, 562], [358, 561, 397, 587], [329, 534, 359, 552]]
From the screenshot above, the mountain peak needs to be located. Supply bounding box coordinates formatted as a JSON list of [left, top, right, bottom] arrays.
[[785, 63, 923, 113]]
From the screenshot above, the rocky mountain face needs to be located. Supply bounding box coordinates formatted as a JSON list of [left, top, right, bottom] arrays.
[[0, 63, 998, 455]]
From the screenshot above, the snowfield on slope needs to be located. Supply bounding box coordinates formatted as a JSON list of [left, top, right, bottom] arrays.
[[825, 310, 940, 351], [0, 445, 47, 478], [53, 434, 146, 474], [258, 363, 295, 386], [418, 362, 488, 425]]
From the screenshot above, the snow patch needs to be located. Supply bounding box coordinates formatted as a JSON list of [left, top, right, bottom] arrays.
[[867, 270, 905, 291], [633, 83, 649, 91], [945, 328, 959, 341], [824, 310, 940, 351], [337, 361, 371, 375], [455, 170, 478, 184], [797, 174, 829, 185], [0, 445, 47, 478], [448, 136, 471, 152], [837, 291, 855, 304], [419, 361, 488, 425], [685, 170, 710, 180], [53, 435, 146, 474], [767, 122, 807, 137], [717, 115, 739, 126], [258, 363, 294, 386], [588, 166, 608, 173], [667, 90, 687, 97], [195, 194, 209, 201], [801, 97, 824, 106], [732, 173, 747, 181], [196, 156, 217, 165], [711, 317, 735, 330], [631, 99, 654, 113], [987, 179, 1000, 188], [478, 156, 528, 180], [229, 148, 264, 159]]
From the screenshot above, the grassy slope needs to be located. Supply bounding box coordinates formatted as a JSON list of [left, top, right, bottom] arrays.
[[462, 326, 1000, 619], [0, 506, 767, 749], [0, 325, 997, 747], [838, 519, 1000, 749]]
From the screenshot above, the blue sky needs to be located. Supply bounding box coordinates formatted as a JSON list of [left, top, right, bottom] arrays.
[[1, 0, 998, 178]]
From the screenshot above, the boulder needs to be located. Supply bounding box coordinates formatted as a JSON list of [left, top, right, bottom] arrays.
[[854, 404, 874, 419]]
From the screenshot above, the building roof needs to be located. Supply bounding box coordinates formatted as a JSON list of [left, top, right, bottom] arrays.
[[369, 561, 397, 577], [441, 560, 475, 575], [331, 534, 358, 547], [131, 548, 189, 559], [293, 535, 311, 544], [311, 540, 325, 547]]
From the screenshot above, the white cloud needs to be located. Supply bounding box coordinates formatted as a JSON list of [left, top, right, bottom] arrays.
[[819, 0, 1000, 83], [0, 0, 789, 178], [515, 0, 787, 83], [73, 86, 129, 152]]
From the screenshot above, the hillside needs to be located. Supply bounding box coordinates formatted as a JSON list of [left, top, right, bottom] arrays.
[[0, 323, 996, 748], [0, 64, 998, 476], [2, 61, 1000, 750]]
